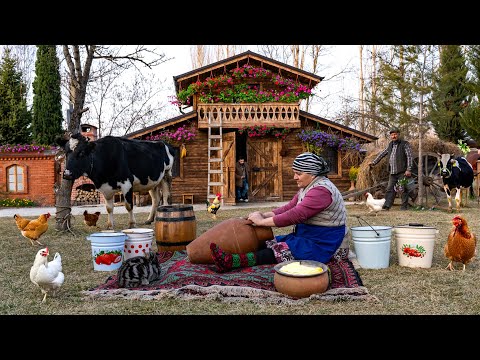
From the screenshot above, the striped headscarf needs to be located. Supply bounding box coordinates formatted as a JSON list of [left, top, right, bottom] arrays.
[[292, 152, 330, 176]]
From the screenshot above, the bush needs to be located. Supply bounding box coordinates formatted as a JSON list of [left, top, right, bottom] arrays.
[[0, 198, 36, 207]]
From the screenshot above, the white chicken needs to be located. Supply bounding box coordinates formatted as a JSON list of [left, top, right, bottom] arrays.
[[30, 247, 64, 303], [364, 192, 386, 216]]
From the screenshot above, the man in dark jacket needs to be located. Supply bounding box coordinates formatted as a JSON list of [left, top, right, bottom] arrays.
[[235, 156, 249, 202], [369, 127, 414, 210]]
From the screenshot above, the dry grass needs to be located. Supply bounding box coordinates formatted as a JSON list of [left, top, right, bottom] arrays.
[[1, 198, 479, 315]]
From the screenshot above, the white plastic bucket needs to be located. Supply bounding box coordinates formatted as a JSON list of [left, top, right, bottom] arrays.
[[86, 232, 127, 271], [351, 225, 392, 269], [122, 228, 154, 260], [393, 224, 439, 268]]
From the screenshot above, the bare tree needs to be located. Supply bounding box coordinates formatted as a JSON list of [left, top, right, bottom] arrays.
[[190, 45, 210, 69], [210, 45, 245, 62], [55, 45, 168, 231], [369, 45, 378, 135], [359, 45, 365, 132], [100, 72, 170, 136]]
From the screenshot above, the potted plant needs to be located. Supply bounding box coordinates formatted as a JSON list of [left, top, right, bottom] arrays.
[[348, 166, 359, 200]]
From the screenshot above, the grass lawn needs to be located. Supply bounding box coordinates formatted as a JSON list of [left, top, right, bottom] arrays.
[[2, 198, 479, 315]]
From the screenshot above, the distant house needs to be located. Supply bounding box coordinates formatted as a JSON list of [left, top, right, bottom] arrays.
[[0, 124, 104, 207], [127, 50, 377, 205], [0, 150, 59, 206]]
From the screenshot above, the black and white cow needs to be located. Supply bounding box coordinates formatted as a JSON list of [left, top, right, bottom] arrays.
[[61, 133, 175, 229], [438, 153, 474, 211]]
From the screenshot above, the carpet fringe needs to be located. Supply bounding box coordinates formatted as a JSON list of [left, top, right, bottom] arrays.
[[81, 284, 379, 304]]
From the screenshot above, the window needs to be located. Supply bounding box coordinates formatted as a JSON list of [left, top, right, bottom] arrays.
[[322, 148, 338, 175], [171, 146, 182, 178], [7, 165, 25, 192]]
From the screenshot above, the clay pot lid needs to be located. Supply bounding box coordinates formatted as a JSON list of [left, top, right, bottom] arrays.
[[274, 260, 329, 278]]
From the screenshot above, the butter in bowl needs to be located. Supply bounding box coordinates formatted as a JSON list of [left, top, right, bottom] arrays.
[[273, 260, 330, 298]]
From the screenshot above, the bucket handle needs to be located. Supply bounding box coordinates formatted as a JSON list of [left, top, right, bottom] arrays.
[[354, 216, 380, 237]]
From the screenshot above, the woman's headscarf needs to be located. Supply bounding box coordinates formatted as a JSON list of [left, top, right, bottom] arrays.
[[292, 152, 330, 176]]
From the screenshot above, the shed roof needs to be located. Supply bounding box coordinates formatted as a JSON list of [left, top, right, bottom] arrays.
[[299, 110, 378, 142]]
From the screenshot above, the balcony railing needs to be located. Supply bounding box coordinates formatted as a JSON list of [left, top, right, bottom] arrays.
[[197, 102, 301, 128]]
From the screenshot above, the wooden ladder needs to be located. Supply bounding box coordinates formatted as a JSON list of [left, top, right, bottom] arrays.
[[207, 112, 224, 205]]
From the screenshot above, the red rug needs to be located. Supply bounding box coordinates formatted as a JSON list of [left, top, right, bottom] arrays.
[[82, 251, 376, 303]]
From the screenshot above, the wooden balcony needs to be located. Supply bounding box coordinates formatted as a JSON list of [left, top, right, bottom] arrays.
[[197, 102, 301, 129]]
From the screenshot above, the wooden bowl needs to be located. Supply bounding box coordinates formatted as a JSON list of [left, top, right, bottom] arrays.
[[273, 260, 330, 298]]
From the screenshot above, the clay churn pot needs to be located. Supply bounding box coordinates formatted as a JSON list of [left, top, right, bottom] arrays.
[[273, 260, 330, 298], [186, 217, 274, 264]]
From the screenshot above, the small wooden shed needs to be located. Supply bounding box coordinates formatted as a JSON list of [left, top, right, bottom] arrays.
[[127, 50, 377, 205]]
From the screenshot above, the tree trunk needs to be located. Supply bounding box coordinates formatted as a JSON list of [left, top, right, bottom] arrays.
[[55, 178, 74, 231], [359, 45, 365, 132], [370, 45, 377, 135]]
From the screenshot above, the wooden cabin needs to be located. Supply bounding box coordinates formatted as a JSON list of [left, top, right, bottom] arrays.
[[127, 50, 378, 205]]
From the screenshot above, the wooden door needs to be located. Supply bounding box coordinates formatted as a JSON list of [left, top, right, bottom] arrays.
[[247, 138, 283, 201], [222, 131, 236, 205]]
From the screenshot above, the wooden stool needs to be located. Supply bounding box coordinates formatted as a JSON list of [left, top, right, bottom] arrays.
[[182, 193, 194, 204]]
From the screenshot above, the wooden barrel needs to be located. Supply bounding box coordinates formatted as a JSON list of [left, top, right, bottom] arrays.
[[155, 205, 197, 252]]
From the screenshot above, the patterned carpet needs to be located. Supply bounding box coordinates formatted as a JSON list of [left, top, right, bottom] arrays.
[[82, 251, 377, 303]]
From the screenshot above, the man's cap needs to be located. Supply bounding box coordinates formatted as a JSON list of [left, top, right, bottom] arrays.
[[389, 127, 400, 134]]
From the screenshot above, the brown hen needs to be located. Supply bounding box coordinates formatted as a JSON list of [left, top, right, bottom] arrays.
[[444, 215, 477, 271], [14, 213, 51, 246], [83, 210, 101, 228]]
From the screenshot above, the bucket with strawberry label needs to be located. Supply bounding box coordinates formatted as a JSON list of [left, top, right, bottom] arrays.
[[393, 224, 439, 268], [87, 232, 127, 271], [122, 228, 154, 260]]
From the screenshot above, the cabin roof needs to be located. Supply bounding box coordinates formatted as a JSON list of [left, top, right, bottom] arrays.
[[173, 50, 325, 93], [126, 110, 377, 143], [126, 111, 197, 139]]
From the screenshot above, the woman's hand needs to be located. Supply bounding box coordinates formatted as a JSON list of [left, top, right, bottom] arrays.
[[247, 212, 264, 225], [248, 211, 263, 218]]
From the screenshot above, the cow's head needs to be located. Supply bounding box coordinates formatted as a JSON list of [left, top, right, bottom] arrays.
[[62, 134, 96, 181], [438, 153, 457, 178]]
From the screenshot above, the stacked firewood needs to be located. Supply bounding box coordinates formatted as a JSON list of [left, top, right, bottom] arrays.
[[74, 188, 100, 205]]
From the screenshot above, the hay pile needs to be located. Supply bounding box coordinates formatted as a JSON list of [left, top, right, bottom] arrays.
[[356, 137, 461, 193]]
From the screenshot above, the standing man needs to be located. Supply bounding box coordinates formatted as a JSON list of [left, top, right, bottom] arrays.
[[369, 127, 414, 210], [235, 156, 249, 202]]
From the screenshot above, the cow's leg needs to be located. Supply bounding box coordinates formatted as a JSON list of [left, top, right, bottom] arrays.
[[104, 196, 115, 230], [160, 171, 172, 205], [146, 186, 160, 225], [455, 188, 461, 211], [123, 188, 136, 229], [444, 185, 452, 211]]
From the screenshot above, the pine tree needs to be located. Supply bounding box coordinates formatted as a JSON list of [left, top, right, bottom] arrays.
[[32, 45, 63, 145], [0, 47, 32, 144], [375, 45, 419, 135], [428, 45, 470, 142], [459, 45, 480, 144]]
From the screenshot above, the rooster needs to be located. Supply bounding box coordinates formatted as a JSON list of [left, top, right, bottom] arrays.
[[364, 192, 386, 216], [83, 210, 101, 228], [30, 247, 64, 303], [444, 215, 477, 271], [206, 193, 222, 220], [14, 213, 51, 246]]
